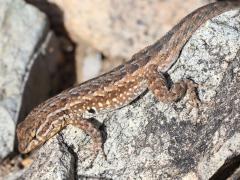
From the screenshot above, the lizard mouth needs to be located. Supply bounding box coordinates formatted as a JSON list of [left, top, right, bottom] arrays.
[[18, 139, 42, 154]]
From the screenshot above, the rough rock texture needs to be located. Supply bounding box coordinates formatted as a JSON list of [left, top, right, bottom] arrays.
[[48, 0, 211, 59], [0, 0, 61, 161], [17, 137, 75, 180], [18, 9, 240, 180]]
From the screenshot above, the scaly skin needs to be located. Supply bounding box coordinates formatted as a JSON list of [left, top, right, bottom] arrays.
[[17, 1, 240, 155]]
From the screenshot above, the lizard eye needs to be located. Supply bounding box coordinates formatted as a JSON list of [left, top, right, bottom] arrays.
[[88, 108, 96, 114]]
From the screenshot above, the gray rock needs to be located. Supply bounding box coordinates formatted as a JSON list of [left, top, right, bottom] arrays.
[[20, 9, 240, 180], [0, 0, 60, 162], [20, 137, 75, 180], [0, 0, 45, 160]]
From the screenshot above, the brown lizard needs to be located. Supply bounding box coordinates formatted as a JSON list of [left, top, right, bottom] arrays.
[[16, 1, 240, 158]]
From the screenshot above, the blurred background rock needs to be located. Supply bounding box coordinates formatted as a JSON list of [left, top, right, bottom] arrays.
[[28, 0, 212, 82]]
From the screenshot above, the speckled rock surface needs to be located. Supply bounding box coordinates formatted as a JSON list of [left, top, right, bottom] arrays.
[[19, 137, 75, 180], [18, 9, 240, 180], [0, 0, 61, 163], [48, 0, 211, 59]]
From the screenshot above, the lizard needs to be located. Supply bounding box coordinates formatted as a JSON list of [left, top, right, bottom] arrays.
[[16, 1, 240, 159]]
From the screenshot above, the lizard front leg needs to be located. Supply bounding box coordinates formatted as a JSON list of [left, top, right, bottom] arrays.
[[145, 64, 199, 106], [67, 117, 104, 159]]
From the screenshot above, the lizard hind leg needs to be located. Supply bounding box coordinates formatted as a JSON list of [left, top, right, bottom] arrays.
[[146, 64, 200, 106]]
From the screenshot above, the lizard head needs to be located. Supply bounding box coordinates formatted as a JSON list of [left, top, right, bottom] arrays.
[[16, 110, 45, 154], [16, 97, 67, 154]]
